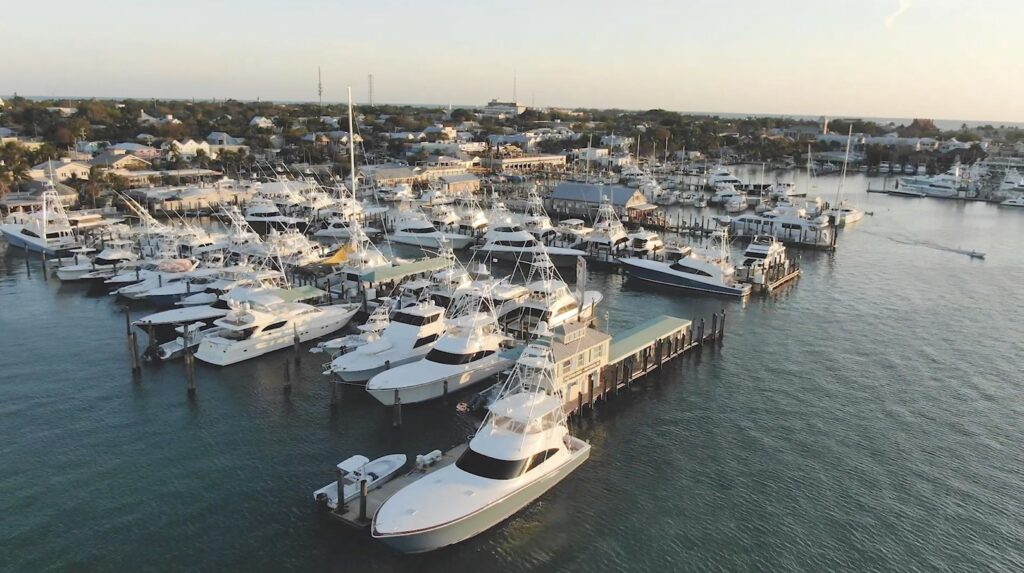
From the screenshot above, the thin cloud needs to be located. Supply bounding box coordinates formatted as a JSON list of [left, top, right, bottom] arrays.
[[885, 0, 913, 28]]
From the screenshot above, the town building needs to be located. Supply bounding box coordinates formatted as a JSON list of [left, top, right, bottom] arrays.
[[359, 164, 419, 187], [545, 182, 651, 218], [479, 100, 526, 119], [439, 173, 481, 195], [480, 153, 566, 173], [90, 150, 152, 170]]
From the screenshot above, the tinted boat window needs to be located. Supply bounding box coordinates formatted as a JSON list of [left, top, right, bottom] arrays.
[[456, 448, 528, 480]]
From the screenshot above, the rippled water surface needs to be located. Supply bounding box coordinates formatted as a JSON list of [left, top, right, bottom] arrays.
[[2, 171, 1023, 572]]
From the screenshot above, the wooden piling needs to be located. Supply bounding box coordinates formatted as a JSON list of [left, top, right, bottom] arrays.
[[358, 479, 369, 521], [392, 390, 402, 427], [185, 344, 197, 399], [293, 327, 301, 364], [128, 330, 141, 376], [442, 378, 448, 404], [711, 314, 719, 341]]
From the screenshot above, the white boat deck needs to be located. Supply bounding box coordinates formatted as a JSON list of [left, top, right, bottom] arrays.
[[326, 444, 467, 529]]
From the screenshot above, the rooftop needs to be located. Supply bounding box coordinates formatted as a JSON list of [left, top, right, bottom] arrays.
[[608, 316, 692, 364]]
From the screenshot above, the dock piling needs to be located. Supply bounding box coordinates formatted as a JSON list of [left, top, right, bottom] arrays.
[[185, 344, 197, 399], [392, 390, 402, 427], [442, 378, 448, 404], [292, 327, 301, 364], [128, 330, 141, 376], [711, 314, 719, 342], [358, 479, 369, 522]]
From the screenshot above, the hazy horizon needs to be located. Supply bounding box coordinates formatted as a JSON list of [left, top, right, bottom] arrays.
[[3, 0, 1022, 123]]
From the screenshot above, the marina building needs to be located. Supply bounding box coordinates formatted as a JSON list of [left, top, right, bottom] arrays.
[[479, 154, 566, 173], [545, 182, 651, 218], [30, 159, 91, 182], [439, 173, 481, 195]]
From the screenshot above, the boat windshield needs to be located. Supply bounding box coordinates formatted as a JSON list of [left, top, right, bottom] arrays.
[[426, 348, 494, 365], [455, 448, 528, 480]]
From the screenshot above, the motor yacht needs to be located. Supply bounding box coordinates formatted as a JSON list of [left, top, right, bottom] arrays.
[[371, 331, 590, 553], [0, 189, 81, 255], [573, 199, 628, 253], [707, 168, 743, 188], [737, 235, 793, 286], [473, 223, 586, 266], [194, 299, 360, 366], [388, 212, 473, 250], [497, 251, 602, 338], [365, 294, 515, 405], [1000, 194, 1024, 207], [619, 230, 751, 297], [327, 300, 447, 383], [55, 240, 139, 281], [625, 228, 665, 258]]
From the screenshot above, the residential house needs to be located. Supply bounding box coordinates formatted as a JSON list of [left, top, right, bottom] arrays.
[[91, 150, 152, 170], [249, 116, 276, 129], [46, 107, 78, 117], [165, 139, 217, 160], [207, 132, 246, 145], [600, 135, 634, 150], [138, 110, 182, 126], [109, 142, 161, 161], [30, 159, 92, 182]]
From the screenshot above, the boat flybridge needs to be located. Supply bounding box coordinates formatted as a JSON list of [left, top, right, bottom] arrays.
[[326, 299, 447, 383], [365, 290, 516, 405], [193, 297, 360, 366], [519, 189, 558, 241], [371, 324, 590, 553], [322, 219, 394, 288], [574, 197, 628, 253], [619, 229, 751, 298], [0, 189, 81, 255]]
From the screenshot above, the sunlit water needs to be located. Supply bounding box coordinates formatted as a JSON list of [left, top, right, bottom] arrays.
[[2, 170, 1023, 572]]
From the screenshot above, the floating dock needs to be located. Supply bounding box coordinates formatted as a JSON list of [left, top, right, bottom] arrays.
[[324, 444, 468, 530]]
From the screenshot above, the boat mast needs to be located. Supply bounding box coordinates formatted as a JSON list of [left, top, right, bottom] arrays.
[[347, 87, 357, 198], [836, 125, 853, 208]]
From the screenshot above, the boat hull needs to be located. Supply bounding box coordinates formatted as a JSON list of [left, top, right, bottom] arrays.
[[194, 308, 358, 366], [334, 351, 426, 384], [366, 354, 514, 405], [373, 440, 590, 553], [620, 259, 751, 297]]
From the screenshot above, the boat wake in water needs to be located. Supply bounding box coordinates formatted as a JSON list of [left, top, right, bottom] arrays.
[[865, 230, 986, 259]]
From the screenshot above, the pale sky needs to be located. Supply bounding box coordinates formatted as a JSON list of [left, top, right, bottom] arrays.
[[2, 0, 1021, 122]]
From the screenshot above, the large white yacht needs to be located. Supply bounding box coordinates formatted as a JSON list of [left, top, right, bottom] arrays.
[[327, 301, 447, 383], [194, 299, 360, 366], [497, 250, 602, 337], [574, 198, 628, 253], [625, 228, 665, 258], [371, 331, 590, 553], [1001, 194, 1024, 208], [737, 235, 794, 286], [388, 212, 473, 250], [619, 230, 751, 297], [473, 223, 586, 266], [365, 294, 514, 405], [898, 167, 963, 197], [708, 168, 743, 188], [0, 189, 81, 255], [243, 198, 307, 232]]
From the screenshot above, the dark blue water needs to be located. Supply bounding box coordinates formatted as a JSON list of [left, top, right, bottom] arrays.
[[3, 173, 1023, 572]]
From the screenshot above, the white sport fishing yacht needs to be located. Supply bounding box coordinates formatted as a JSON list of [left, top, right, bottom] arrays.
[[388, 212, 473, 250], [194, 299, 360, 366], [625, 228, 665, 258], [327, 300, 447, 383], [0, 189, 81, 255], [474, 222, 586, 266], [371, 329, 590, 553], [619, 229, 751, 297], [497, 249, 602, 338], [573, 198, 628, 253], [737, 235, 794, 286], [365, 293, 515, 405]]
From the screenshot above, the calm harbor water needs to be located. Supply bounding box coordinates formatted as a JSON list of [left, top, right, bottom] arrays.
[[3, 171, 1023, 572]]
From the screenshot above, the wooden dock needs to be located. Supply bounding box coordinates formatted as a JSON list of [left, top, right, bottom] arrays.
[[324, 444, 468, 530], [563, 312, 725, 417]]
